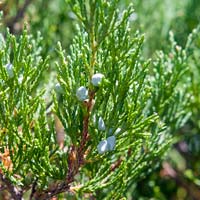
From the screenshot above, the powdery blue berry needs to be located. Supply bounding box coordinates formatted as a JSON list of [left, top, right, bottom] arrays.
[[107, 135, 116, 151], [97, 140, 108, 154], [98, 117, 106, 131], [91, 73, 104, 86], [18, 76, 23, 84], [55, 83, 64, 94], [114, 127, 121, 135], [5, 63, 14, 78], [97, 135, 116, 154], [76, 86, 88, 101]]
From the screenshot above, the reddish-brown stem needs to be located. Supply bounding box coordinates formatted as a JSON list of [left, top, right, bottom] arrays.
[[110, 148, 133, 172], [110, 158, 122, 171], [67, 90, 95, 181], [78, 90, 95, 154], [33, 90, 95, 200]]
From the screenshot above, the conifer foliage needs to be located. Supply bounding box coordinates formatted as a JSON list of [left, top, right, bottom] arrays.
[[0, 1, 198, 199]]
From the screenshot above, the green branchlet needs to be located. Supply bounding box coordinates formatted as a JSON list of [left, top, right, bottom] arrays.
[[0, 1, 198, 199]]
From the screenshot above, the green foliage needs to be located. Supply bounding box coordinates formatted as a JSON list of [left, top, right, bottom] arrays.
[[0, 28, 54, 186], [132, 0, 200, 57], [0, 0, 199, 199]]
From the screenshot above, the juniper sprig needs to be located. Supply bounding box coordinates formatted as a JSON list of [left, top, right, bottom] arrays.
[[0, 1, 198, 199]]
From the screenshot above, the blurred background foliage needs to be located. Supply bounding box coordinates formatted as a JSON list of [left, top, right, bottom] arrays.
[[0, 0, 200, 199]]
